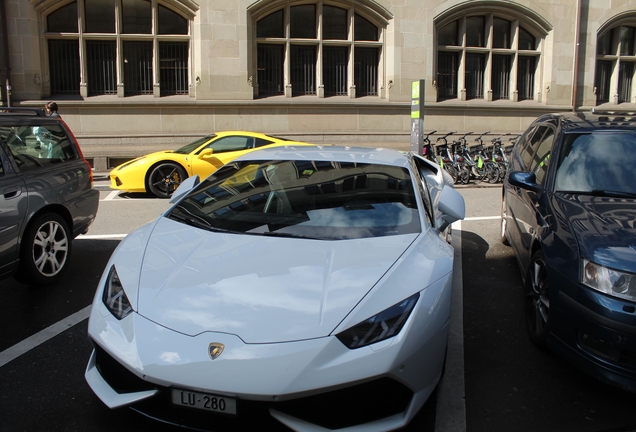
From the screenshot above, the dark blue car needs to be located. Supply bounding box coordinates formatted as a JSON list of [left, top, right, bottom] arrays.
[[501, 110, 636, 392]]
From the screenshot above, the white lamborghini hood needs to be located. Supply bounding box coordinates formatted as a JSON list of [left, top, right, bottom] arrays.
[[135, 217, 417, 344]]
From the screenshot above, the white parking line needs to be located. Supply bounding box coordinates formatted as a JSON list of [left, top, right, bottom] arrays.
[[103, 190, 119, 201], [435, 221, 466, 432], [464, 216, 499, 221], [77, 234, 127, 240], [0, 305, 91, 368]]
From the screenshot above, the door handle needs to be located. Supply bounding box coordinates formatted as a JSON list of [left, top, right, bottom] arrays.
[[3, 187, 22, 199]]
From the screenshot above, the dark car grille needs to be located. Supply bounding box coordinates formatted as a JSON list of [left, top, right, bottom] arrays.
[[578, 331, 636, 369], [93, 343, 414, 430], [94, 343, 156, 393]]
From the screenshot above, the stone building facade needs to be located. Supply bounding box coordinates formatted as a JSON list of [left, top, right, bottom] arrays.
[[2, 0, 635, 169]]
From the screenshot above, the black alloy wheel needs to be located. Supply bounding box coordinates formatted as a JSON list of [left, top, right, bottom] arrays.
[[525, 250, 551, 348], [147, 163, 187, 198]]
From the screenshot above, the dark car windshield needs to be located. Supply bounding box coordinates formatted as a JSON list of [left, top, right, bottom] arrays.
[[173, 135, 216, 154], [167, 159, 421, 240], [555, 132, 636, 196]]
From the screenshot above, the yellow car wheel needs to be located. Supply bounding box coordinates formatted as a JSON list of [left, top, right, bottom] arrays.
[[147, 162, 188, 198]]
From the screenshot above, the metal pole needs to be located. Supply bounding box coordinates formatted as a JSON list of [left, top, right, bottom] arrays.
[[571, 0, 582, 113], [0, 0, 11, 106]]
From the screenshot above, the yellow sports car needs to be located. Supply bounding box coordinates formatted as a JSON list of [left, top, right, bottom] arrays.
[[109, 131, 313, 197]]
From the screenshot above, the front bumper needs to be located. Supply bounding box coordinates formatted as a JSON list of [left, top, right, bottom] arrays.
[[85, 279, 450, 431], [109, 172, 147, 193], [550, 278, 636, 392]]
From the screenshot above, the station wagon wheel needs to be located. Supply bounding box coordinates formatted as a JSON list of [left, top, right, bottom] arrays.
[[500, 195, 510, 246], [15, 212, 71, 286], [524, 250, 550, 348], [147, 163, 187, 198]]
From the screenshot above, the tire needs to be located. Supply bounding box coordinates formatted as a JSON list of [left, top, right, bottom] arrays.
[[485, 162, 500, 184], [500, 195, 510, 246], [147, 163, 187, 198], [524, 250, 551, 348], [496, 162, 507, 182], [444, 164, 458, 184], [15, 212, 71, 286], [458, 166, 471, 184]]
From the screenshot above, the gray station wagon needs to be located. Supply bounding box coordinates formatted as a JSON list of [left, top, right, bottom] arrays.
[[0, 108, 99, 285]]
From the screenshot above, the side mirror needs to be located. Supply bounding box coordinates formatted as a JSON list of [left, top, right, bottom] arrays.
[[508, 171, 543, 194], [437, 186, 466, 231], [199, 148, 214, 159], [169, 175, 200, 204]]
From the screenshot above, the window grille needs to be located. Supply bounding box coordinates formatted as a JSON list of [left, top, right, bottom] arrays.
[[324, 47, 348, 96], [291, 45, 316, 96], [619, 62, 634, 103], [257, 45, 284, 95], [436, 14, 542, 103], [87, 40, 117, 95], [492, 55, 511, 100], [354, 47, 378, 96], [595, 60, 612, 104], [437, 52, 458, 101], [255, 4, 382, 99], [517, 56, 536, 100], [44, 2, 189, 97], [48, 40, 80, 95], [123, 41, 153, 95], [465, 53, 484, 99], [160, 42, 189, 95]]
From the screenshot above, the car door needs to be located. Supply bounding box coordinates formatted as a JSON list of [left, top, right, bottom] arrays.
[[507, 123, 556, 268], [190, 135, 263, 179], [0, 141, 27, 278]]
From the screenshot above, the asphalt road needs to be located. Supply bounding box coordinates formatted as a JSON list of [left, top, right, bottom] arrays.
[[1, 182, 636, 432]]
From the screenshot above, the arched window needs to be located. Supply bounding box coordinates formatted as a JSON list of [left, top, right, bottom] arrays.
[[436, 13, 542, 102], [45, 0, 191, 97], [254, 2, 385, 99], [595, 24, 636, 104]]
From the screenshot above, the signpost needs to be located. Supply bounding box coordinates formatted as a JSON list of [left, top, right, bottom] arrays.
[[410, 80, 425, 155]]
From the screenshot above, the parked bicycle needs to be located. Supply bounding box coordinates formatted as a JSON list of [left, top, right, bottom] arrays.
[[422, 130, 438, 163], [435, 131, 459, 183], [469, 132, 500, 184], [452, 132, 473, 185]]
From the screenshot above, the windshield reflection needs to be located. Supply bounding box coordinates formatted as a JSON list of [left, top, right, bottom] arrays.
[[556, 132, 636, 194], [167, 159, 420, 240]]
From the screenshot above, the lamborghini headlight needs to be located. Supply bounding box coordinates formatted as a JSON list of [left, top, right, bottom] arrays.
[[582, 259, 636, 302], [102, 266, 133, 320], [336, 293, 419, 349]]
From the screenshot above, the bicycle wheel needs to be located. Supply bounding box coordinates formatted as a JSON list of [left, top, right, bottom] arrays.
[[485, 162, 500, 184], [458, 166, 471, 184], [444, 164, 458, 184]]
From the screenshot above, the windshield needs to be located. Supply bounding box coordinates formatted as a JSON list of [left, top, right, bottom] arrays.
[[167, 159, 421, 240], [173, 135, 216, 154], [555, 132, 636, 196]]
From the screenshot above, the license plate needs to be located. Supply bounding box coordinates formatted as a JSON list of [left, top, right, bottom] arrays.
[[171, 389, 237, 415]]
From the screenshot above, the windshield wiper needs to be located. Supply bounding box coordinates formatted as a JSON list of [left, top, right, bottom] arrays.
[[589, 189, 636, 198], [260, 231, 323, 240], [168, 213, 241, 234], [167, 212, 212, 229]]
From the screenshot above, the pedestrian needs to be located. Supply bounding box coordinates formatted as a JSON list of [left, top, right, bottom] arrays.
[[45, 101, 59, 117]]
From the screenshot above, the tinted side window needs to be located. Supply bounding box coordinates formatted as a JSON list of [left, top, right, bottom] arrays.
[[413, 157, 435, 225], [528, 127, 554, 184], [520, 125, 548, 170], [1, 125, 76, 173], [255, 138, 275, 148], [205, 136, 254, 153]]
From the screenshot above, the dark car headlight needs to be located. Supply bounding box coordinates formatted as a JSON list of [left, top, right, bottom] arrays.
[[102, 266, 133, 320], [336, 293, 419, 349], [582, 259, 636, 302]]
